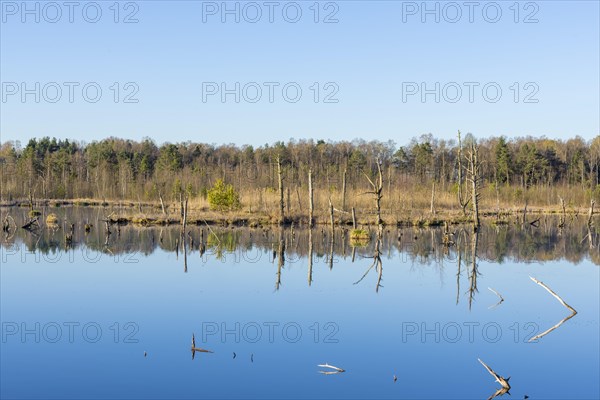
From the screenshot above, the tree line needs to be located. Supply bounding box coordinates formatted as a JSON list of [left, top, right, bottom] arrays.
[[1, 133, 598, 212]]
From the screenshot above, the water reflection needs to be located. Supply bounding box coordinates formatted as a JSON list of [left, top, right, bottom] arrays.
[[2, 207, 598, 269], [1, 206, 598, 399], [353, 226, 384, 293]]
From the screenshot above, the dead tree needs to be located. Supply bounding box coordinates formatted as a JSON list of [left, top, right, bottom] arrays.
[[341, 168, 347, 211], [588, 199, 595, 226], [308, 168, 314, 228], [363, 160, 384, 226], [466, 142, 481, 229], [328, 198, 334, 232], [180, 192, 188, 233], [457, 131, 471, 216], [558, 196, 566, 228], [430, 181, 436, 215], [277, 156, 285, 225]]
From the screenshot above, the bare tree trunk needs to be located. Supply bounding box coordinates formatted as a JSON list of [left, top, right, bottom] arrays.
[[277, 156, 284, 225], [308, 168, 314, 228], [467, 143, 481, 229], [364, 160, 384, 226], [341, 168, 347, 211], [457, 131, 469, 216], [296, 187, 302, 212], [558, 196, 566, 228], [352, 207, 357, 229], [588, 199, 595, 226], [158, 190, 167, 215], [329, 198, 334, 232], [430, 181, 436, 215]]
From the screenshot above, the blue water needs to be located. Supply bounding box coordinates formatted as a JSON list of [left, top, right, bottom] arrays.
[[1, 220, 599, 399]]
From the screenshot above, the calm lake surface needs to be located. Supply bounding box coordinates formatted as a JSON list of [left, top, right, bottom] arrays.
[[1, 207, 599, 399]]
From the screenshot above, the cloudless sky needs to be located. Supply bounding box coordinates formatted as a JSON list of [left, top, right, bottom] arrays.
[[1, 0, 599, 147]]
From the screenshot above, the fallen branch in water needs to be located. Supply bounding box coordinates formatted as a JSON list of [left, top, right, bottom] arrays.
[[487, 287, 504, 309], [191, 347, 214, 353], [478, 358, 511, 400], [528, 276, 577, 342], [318, 363, 345, 373], [529, 276, 577, 314]]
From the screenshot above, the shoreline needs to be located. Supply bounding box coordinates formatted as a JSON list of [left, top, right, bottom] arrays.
[[1, 198, 595, 228]]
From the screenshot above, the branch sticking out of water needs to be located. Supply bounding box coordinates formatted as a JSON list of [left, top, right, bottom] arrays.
[[529, 276, 577, 314], [478, 358, 511, 400], [487, 287, 504, 309], [528, 276, 578, 342]]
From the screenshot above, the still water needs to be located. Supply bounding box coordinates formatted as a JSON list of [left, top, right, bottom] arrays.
[[1, 207, 599, 399]]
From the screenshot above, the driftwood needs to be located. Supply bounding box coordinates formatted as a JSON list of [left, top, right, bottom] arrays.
[[528, 276, 577, 342], [487, 287, 504, 309], [317, 363, 345, 373], [190, 333, 213, 360], [478, 358, 511, 400]]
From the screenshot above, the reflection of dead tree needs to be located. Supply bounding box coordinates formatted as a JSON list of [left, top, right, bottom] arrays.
[[456, 237, 462, 305], [487, 287, 504, 309], [528, 276, 577, 342], [478, 358, 511, 400], [308, 228, 313, 286], [182, 232, 188, 273], [467, 231, 480, 310], [353, 226, 383, 292], [275, 228, 285, 291]]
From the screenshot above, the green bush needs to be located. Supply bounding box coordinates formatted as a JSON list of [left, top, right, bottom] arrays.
[[207, 179, 241, 211]]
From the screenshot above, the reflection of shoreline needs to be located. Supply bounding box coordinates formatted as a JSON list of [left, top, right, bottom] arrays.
[[2, 218, 598, 266]]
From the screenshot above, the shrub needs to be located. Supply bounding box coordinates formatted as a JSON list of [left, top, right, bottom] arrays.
[[46, 213, 58, 224], [207, 179, 241, 211]]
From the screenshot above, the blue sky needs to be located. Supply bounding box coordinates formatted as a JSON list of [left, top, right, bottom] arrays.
[[1, 0, 599, 147]]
